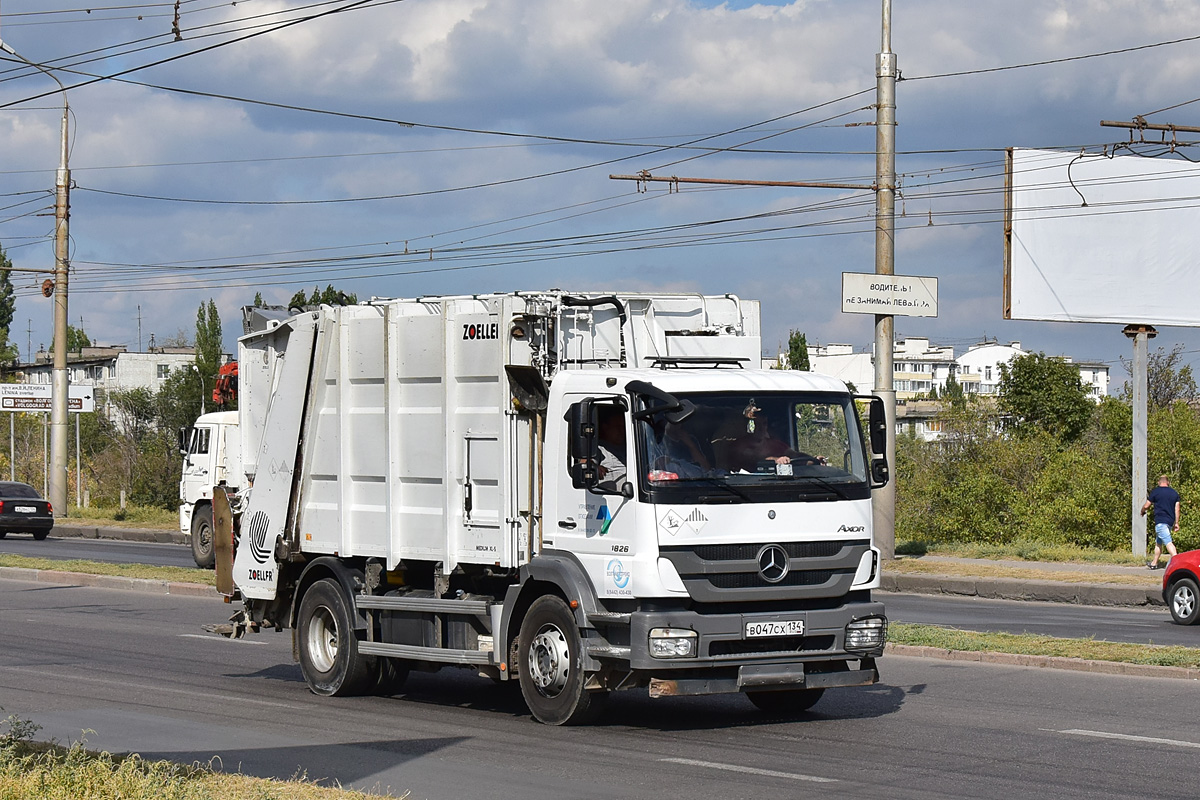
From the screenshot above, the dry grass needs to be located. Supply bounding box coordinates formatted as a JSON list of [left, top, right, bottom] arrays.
[[0, 742, 404, 799], [0, 554, 216, 586], [889, 623, 1200, 668], [885, 557, 1160, 588], [58, 505, 179, 530]]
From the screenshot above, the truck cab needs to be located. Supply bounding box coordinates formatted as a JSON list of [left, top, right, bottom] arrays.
[[540, 367, 886, 708], [179, 410, 241, 567]]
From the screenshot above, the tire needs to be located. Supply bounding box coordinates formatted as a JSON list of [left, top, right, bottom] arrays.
[[1169, 577, 1200, 625], [746, 687, 825, 715], [296, 578, 377, 697], [190, 505, 215, 568], [517, 595, 608, 725], [32, 529, 49, 541], [375, 657, 411, 696]]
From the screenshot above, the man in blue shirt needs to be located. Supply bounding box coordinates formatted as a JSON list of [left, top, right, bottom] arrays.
[[1141, 474, 1181, 570]]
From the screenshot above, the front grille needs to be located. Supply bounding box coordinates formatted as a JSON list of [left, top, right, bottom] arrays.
[[692, 540, 864, 561], [709, 635, 836, 656], [659, 539, 870, 603], [708, 570, 834, 589]]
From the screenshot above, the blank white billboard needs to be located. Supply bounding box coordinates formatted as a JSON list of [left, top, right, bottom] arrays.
[[1005, 147, 1200, 326]]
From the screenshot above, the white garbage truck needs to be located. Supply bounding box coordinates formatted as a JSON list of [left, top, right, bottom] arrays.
[[217, 291, 890, 725]]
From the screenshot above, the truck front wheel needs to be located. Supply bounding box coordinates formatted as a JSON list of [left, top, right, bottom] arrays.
[[297, 578, 376, 697], [190, 505, 215, 568], [517, 595, 607, 725]]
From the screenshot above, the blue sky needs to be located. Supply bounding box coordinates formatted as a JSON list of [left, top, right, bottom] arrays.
[[2, 0, 1199, 389]]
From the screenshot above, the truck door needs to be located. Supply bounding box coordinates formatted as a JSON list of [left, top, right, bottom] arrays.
[[553, 397, 637, 599], [181, 425, 213, 503]]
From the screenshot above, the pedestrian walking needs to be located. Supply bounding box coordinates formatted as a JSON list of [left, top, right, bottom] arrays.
[[1141, 474, 1180, 570]]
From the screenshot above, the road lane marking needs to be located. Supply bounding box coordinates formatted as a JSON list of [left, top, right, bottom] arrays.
[[178, 633, 271, 645], [659, 757, 837, 783], [1053, 729, 1200, 749]]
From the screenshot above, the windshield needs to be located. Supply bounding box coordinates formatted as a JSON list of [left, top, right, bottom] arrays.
[[635, 391, 868, 499]]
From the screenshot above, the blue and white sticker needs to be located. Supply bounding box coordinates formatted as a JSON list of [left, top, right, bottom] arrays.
[[605, 558, 632, 596]]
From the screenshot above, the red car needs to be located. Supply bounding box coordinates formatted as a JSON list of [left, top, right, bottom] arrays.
[[1164, 549, 1200, 625]]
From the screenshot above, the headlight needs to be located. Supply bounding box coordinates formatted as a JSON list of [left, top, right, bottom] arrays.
[[649, 627, 697, 658], [844, 615, 887, 653]]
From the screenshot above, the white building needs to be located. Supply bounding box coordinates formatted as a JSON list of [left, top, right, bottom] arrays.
[[955, 341, 1108, 401], [807, 337, 958, 400], [9, 345, 203, 422], [801, 338, 1109, 402]]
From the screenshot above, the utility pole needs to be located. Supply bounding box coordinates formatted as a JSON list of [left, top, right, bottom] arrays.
[[0, 40, 71, 516], [873, 0, 897, 560], [1124, 324, 1155, 558]]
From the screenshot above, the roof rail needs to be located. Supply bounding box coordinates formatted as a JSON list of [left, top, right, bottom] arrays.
[[649, 357, 748, 369]]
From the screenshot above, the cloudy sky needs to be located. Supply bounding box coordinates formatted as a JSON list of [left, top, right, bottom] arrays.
[[2, 0, 1200, 389]]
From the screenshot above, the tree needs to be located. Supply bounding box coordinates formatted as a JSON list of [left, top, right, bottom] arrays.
[[253, 291, 265, 307], [194, 300, 223, 388], [49, 323, 90, 354], [942, 370, 965, 409], [997, 352, 1093, 443], [0, 247, 15, 363], [785, 330, 810, 371], [1121, 344, 1198, 410], [289, 284, 358, 308]]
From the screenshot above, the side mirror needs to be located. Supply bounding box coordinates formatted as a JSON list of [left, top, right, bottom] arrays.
[[566, 400, 600, 490], [178, 427, 190, 457], [858, 395, 890, 489], [868, 396, 887, 456], [869, 396, 889, 488]]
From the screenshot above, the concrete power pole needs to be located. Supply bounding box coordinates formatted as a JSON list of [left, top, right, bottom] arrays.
[[873, 0, 897, 560], [0, 40, 71, 515]]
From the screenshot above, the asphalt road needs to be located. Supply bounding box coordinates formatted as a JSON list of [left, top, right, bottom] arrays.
[[0, 576, 1194, 800], [3, 535, 1192, 646], [0, 530, 197, 568], [883, 592, 1195, 647]]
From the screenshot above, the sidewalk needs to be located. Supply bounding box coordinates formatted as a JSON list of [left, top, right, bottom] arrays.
[[882, 555, 1167, 607]]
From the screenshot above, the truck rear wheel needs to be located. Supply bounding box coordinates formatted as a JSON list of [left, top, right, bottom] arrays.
[[746, 687, 825, 715], [190, 505, 215, 568], [517, 595, 607, 725], [297, 578, 376, 697]]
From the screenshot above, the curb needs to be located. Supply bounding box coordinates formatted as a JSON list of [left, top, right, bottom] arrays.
[[881, 572, 1164, 608], [886, 643, 1200, 682], [54, 523, 185, 546], [0, 565, 218, 597]]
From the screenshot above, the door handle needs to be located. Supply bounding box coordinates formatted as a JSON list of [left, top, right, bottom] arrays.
[[558, 518, 577, 530]]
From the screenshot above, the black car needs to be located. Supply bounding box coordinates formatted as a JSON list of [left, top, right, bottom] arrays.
[[0, 482, 54, 540]]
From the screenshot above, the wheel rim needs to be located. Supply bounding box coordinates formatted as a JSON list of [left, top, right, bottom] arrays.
[[527, 623, 571, 697], [1174, 585, 1196, 619], [306, 605, 339, 673], [197, 521, 212, 551]]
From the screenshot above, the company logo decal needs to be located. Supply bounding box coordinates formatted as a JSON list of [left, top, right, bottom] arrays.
[[596, 504, 613, 535], [837, 524, 866, 533], [462, 322, 499, 340], [757, 544, 790, 584], [246, 510, 273, 565], [606, 559, 630, 590]]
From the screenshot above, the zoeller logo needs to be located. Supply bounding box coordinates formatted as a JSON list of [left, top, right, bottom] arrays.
[[757, 544, 789, 584], [246, 510, 273, 565], [838, 525, 866, 533]]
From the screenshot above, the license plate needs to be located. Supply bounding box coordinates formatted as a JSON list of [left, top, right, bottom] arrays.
[[14, 506, 36, 514], [745, 619, 805, 638]]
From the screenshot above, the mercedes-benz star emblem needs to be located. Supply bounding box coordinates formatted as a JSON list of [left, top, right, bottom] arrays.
[[757, 544, 789, 584]]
